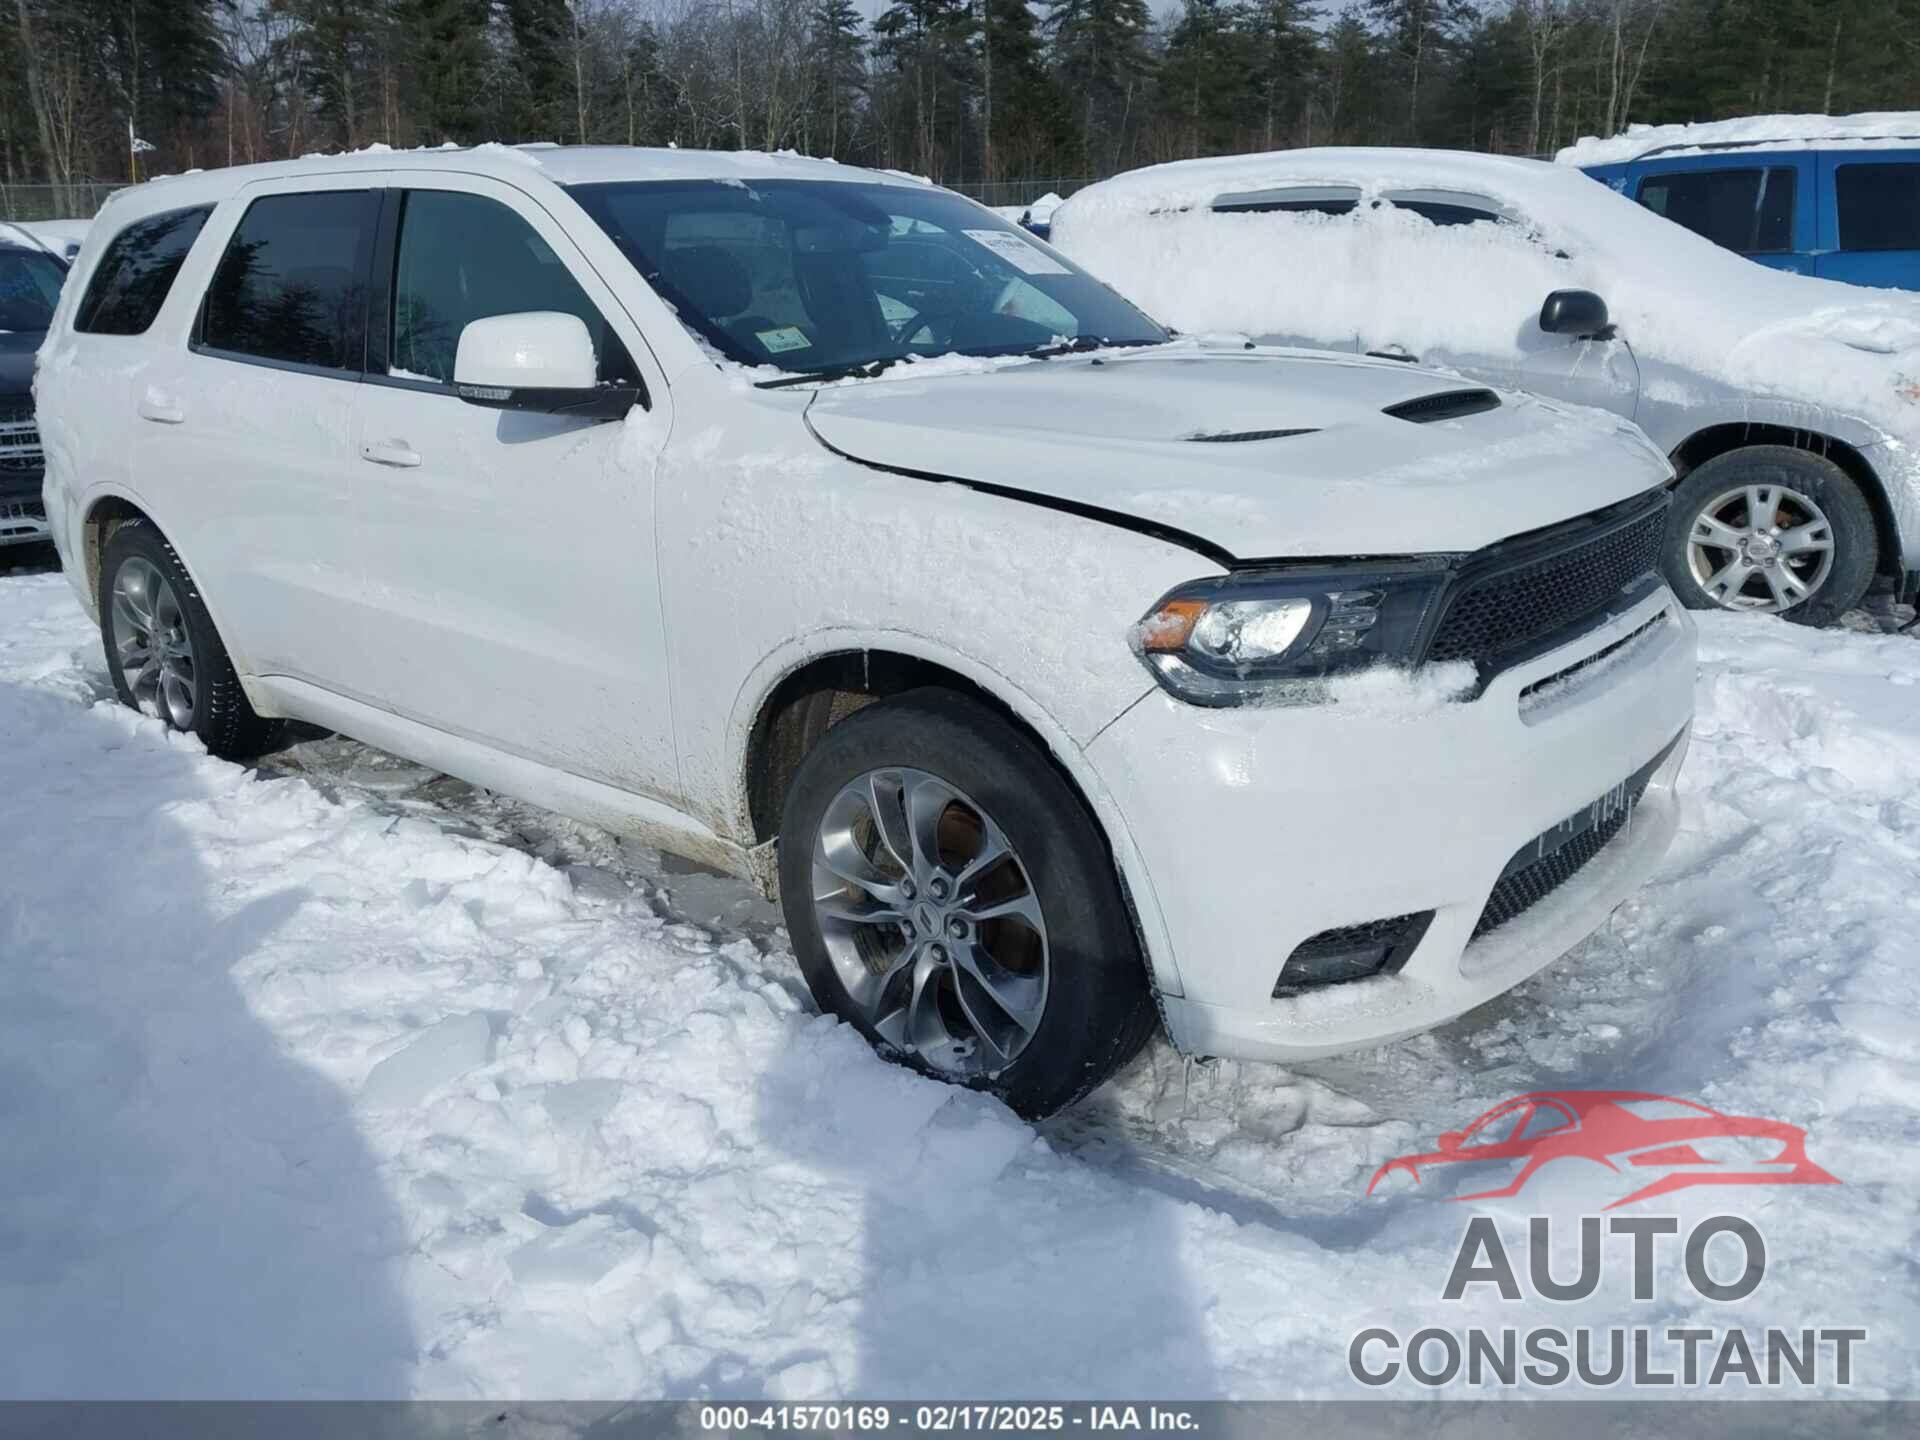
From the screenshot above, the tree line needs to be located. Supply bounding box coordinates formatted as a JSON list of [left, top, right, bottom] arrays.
[[5, 0, 1919, 205]]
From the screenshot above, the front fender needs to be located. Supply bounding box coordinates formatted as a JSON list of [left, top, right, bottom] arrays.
[[724, 626, 1185, 999]]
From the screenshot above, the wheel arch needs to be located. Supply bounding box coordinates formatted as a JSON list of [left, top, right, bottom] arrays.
[[79, 490, 158, 615], [80, 489, 269, 703], [1668, 423, 1901, 583], [732, 635, 1185, 998]]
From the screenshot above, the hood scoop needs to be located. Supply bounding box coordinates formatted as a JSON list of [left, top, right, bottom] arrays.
[[1383, 388, 1502, 424], [1187, 427, 1319, 443]]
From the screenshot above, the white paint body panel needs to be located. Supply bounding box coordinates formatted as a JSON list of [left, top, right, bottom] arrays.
[[1092, 588, 1696, 1059], [38, 145, 1698, 1064], [808, 348, 1674, 558]]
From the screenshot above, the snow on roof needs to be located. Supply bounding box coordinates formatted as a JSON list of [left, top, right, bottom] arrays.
[[126, 144, 907, 208], [1556, 111, 1920, 167], [1052, 146, 1920, 439]]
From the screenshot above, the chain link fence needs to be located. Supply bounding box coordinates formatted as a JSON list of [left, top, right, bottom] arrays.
[[0, 181, 122, 221]]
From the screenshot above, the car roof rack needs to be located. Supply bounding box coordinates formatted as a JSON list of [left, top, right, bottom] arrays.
[[1632, 133, 1920, 162]]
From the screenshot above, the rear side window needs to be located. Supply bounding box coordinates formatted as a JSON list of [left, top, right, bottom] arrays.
[[1636, 167, 1795, 254], [201, 190, 379, 372], [75, 205, 212, 335], [1835, 164, 1920, 251], [387, 189, 635, 386], [1213, 186, 1359, 217], [1390, 199, 1499, 227]]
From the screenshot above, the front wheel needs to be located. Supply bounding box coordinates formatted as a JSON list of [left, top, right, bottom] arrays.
[[99, 517, 284, 758], [1662, 446, 1878, 626], [777, 689, 1158, 1118]]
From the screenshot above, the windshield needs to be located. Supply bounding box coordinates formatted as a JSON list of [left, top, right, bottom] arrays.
[[0, 249, 64, 332], [569, 178, 1167, 376]]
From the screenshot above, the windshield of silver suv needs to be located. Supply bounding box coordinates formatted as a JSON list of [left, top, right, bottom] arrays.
[[569, 178, 1167, 378]]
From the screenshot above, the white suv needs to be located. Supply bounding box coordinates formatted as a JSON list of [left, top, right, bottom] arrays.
[[38, 147, 1695, 1115]]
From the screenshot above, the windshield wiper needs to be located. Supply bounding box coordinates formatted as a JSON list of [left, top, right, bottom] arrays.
[[754, 356, 910, 389], [1027, 336, 1163, 360]]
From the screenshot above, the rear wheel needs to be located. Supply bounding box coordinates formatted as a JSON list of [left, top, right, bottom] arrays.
[[99, 518, 284, 758], [1662, 447, 1878, 626], [778, 689, 1158, 1118]]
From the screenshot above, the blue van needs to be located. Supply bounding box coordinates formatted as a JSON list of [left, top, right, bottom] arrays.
[[1580, 136, 1920, 290]]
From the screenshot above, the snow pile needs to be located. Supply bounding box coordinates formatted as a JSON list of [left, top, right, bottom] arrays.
[[1558, 111, 1920, 166], [4, 566, 1920, 1400], [1052, 147, 1920, 447], [989, 193, 1062, 226]]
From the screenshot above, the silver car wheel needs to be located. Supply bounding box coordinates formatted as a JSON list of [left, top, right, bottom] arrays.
[[811, 766, 1049, 1077], [1685, 483, 1835, 613], [112, 556, 197, 729]]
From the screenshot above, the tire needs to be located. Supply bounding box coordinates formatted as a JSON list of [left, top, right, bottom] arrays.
[[1662, 446, 1878, 627], [98, 517, 284, 758], [778, 688, 1158, 1118]]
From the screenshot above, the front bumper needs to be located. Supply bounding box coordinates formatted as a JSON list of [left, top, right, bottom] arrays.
[[1087, 584, 1696, 1063]]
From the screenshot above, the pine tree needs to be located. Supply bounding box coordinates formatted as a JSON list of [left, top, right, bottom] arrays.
[[807, 0, 865, 157], [981, 0, 1073, 178], [1156, 0, 1244, 158], [1045, 0, 1155, 172], [1236, 0, 1318, 148], [393, 0, 489, 144], [502, 0, 572, 140], [1364, 0, 1479, 142]]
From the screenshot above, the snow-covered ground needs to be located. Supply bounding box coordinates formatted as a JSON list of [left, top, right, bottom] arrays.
[[3, 548, 1918, 1400]]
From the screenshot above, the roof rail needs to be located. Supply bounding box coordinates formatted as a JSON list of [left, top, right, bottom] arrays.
[[1633, 133, 1920, 162]]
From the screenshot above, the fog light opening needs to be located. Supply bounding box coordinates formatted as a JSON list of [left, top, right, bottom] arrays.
[[1273, 910, 1435, 998]]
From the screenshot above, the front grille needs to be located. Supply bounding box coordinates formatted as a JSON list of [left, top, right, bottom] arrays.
[[1473, 808, 1635, 941], [1472, 731, 1682, 941], [0, 399, 41, 474], [1425, 493, 1668, 673]]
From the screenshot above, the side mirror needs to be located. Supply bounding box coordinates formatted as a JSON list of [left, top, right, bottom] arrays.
[[453, 311, 640, 422], [1538, 289, 1613, 339], [1437, 1130, 1466, 1152]]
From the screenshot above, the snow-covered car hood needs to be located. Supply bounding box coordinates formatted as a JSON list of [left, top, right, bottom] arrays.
[[804, 347, 1672, 560]]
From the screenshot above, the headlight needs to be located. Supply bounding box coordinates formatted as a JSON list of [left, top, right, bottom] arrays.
[[1132, 563, 1450, 706]]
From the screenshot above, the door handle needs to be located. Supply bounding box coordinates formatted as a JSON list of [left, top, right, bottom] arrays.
[[360, 439, 422, 469], [138, 392, 185, 424]]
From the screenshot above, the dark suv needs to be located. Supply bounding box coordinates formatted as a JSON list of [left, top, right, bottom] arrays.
[[0, 237, 68, 549]]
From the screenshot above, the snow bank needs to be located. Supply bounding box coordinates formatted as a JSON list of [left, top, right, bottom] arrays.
[[1558, 111, 1920, 167], [4, 568, 1920, 1400], [1052, 147, 1920, 445]]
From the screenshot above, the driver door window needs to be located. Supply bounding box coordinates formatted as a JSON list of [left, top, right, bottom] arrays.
[[386, 189, 635, 387]]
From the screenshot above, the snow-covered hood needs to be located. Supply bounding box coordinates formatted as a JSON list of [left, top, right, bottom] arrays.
[[805, 347, 1672, 560]]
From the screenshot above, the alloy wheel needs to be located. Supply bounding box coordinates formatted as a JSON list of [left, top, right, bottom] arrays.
[[810, 766, 1049, 1077], [112, 555, 197, 729], [1685, 483, 1835, 613]]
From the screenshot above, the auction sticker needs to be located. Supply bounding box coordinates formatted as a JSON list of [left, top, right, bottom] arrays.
[[964, 229, 1069, 275]]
